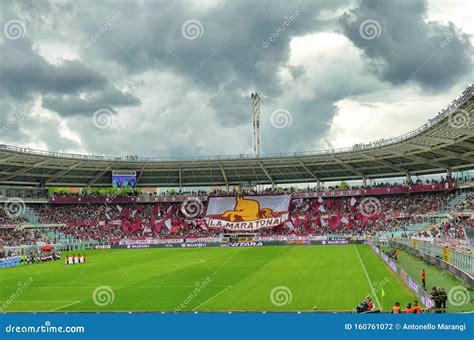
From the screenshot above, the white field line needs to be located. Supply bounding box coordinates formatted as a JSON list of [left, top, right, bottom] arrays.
[[354, 245, 382, 311], [192, 285, 233, 311], [49, 300, 81, 311], [0, 300, 77, 302]]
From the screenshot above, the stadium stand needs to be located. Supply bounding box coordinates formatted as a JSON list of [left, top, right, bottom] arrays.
[[1, 184, 470, 246]]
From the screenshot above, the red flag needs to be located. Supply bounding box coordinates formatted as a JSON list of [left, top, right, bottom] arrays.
[[291, 214, 301, 228], [328, 215, 341, 231]]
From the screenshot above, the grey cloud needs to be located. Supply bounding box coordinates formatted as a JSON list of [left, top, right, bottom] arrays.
[[339, 0, 472, 90], [42, 85, 140, 117], [0, 37, 140, 115], [0, 0, 472, 158]]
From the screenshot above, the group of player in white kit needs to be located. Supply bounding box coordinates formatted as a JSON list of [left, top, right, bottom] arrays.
[[65, 254, 86, 265]]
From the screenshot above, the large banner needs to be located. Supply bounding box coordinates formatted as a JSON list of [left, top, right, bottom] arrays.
[[205, 195, 291, 231]]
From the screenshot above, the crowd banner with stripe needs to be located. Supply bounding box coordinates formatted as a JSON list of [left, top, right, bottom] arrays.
[[205, 195, 291, 231]]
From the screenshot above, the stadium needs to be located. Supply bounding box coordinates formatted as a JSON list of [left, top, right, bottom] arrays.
[[0, 84, 473, 314], [2, 5, 474, 340]]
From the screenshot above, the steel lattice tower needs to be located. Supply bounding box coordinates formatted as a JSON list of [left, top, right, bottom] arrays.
[[251, 92, 261, 156]]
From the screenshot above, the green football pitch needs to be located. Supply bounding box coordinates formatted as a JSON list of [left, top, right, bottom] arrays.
[[0, 245, 419, 312]]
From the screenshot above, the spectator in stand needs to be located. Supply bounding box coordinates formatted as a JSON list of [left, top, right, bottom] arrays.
[[1, 187, 468, 244]]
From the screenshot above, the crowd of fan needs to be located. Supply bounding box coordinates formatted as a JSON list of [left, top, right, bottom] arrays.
[[0, 190, 460, 246], [452, 193, 474, 212], [413, 193, 474, 241], [0, 228, 46, 247], [45, 177, 462, 199], [0, 207, 25, 225]]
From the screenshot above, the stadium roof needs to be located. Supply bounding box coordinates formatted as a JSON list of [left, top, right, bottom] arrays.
[[1, 86, 473, 188]]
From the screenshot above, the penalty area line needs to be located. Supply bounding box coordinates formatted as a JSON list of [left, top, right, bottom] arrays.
[[192, 286, 233, 311]]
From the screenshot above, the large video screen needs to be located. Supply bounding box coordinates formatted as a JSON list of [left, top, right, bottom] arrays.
[[112, 171, 137, 188]]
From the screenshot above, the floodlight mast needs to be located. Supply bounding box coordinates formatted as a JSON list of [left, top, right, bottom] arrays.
[[251, 92, 261, 157]]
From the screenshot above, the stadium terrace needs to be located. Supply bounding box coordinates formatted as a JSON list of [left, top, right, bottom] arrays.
[[0, 86, 472, 315]]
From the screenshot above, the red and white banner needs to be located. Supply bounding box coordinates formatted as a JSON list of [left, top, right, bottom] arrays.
[[205, 195, 291, 231]]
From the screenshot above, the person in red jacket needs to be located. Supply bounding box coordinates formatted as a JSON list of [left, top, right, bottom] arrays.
[[421, 269, 426, 289]]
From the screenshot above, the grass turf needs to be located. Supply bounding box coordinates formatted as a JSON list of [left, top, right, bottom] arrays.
[[0, 244, 418, 312], [387, 248, 473, 313]]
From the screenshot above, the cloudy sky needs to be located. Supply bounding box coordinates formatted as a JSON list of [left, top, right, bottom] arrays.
[[0, 0, 472, 158]]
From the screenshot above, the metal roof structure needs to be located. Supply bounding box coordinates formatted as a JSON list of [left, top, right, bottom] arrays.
[[0, 86, 473, 188]]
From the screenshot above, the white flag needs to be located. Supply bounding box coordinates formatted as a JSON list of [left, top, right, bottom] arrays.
[[318, 205, 326, 213], [341, 216, 349, 225], [318, 197, 324, 203], [292, 199, 303, 208], [164, 219, 172, 230], [320, 217, 328, 227], [350, 197, 357, 206], [116, 205, 123, 212], [286, 221, 295, 230]]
